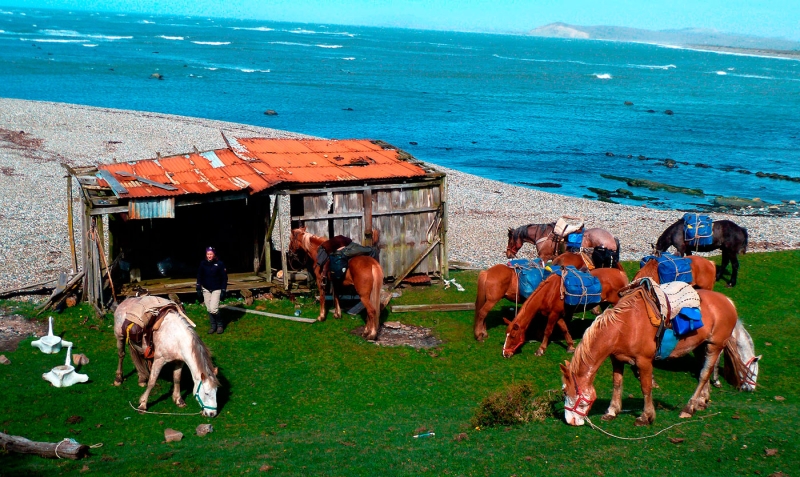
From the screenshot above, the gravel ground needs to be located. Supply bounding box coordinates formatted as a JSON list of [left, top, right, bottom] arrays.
[[1, 98, 798, 292]]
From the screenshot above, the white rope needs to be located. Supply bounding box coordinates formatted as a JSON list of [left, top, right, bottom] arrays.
[[54, 439, 65, 459], [584, 411, 719, 440], [128, 401, 202, 416]]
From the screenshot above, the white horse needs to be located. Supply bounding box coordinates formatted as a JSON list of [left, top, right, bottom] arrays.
[[714, 319, 761, 391], [114, 297, 220, 417]]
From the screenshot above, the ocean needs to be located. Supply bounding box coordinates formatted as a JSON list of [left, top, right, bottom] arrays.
[[1, 7, 799, 210]]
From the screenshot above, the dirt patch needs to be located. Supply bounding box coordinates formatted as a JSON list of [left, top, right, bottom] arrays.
[[351, 321, 442, 348], [0, 313, 47, 352], [0, 128, 43, 150]]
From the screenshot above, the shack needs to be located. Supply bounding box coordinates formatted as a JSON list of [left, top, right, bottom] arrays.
[[64, 137, 447, 311]]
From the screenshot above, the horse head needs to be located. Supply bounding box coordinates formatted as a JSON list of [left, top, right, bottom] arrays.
[[501, 317, 526, 358], [506, 228, 521, 259], [195, 368, 220, 418], [560, 360, 596, 426], [724, 321, 760, 391], [289, 226, 308, 254]]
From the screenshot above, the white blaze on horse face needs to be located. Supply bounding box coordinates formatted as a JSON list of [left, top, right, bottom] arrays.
[[563, 393, 586, 426], [198, 380, 218, 417]]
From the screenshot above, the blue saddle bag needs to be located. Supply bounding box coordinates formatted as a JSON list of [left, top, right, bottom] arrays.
[[561, 266, 602, 306], [565, 231, 583, 251], [672, 307, 703, 336], [507, 259, 547, 299], [640, 253, 693, 284], [683, 213, 713, 246]]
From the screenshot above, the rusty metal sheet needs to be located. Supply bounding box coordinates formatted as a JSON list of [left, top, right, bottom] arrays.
[[128, 197, 175, 219]]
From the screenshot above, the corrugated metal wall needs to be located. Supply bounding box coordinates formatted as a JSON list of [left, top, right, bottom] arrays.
[[292, 180, 443, 278]]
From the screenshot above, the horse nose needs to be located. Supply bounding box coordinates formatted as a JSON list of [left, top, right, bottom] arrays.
[[203, 410, 218, 418]]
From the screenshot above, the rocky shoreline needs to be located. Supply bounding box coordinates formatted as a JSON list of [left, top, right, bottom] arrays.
[[1, 98, 798, 291]]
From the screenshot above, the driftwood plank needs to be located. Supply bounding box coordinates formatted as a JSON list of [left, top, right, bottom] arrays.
[[391, 303, 475, 313], [219, 305, 316, 323], [0, 432, 89, 460]]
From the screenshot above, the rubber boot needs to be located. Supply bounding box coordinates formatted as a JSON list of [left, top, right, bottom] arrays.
[[215, 313, 224, 334], [208, 312, 216, 334]]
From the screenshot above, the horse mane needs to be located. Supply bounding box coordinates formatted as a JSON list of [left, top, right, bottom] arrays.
[[513, 223, 554, 242], [570, 294, 637, 374], [184, 315, 219, 387]]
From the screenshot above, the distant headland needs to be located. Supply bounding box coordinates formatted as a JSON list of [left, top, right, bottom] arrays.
[[529, 23, 800, 60]]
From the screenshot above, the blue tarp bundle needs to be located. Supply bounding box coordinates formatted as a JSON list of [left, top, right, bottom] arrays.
[[656, 329, 679, 360], [640, 253, 693, 284], [565, 231, 583, 251], [673, 307, 703, 336], [507, 259, 547, 299], [561, 265, 602, 306], [683, 213, 713, 246]]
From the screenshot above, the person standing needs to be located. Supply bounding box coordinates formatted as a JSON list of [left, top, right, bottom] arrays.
[[196, 247, 228, 334]]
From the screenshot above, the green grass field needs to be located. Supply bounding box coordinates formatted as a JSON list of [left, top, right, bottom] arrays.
[[1, 250, 798, 476]]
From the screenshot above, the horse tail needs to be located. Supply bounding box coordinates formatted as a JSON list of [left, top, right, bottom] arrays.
[[475, 270, 488, 312], [128, 343, 150, 381], [370, 260, 383, 314], [722, 332, 745, 389], [740, 227, 749, 254]]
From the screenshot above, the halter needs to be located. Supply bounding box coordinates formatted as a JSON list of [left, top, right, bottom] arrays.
[[740, 356, 759, 388], [194, 380, 217, 412], [502, 332, 525, 357], [564, 374, 595, 417]]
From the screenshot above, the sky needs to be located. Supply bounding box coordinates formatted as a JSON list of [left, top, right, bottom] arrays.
[[4, 0, 800, 40]]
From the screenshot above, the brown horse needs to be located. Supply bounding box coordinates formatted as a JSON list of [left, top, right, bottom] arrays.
[[289, 227, 384, 340], [506, 223, 620, 264], [635, 255, 716, 290], [473, 253, 592, 341], [501, 267, 629, 357], [560, 288, 741, 426]]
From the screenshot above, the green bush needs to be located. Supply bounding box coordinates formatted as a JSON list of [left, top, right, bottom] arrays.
[[470, 383, 555, 427]]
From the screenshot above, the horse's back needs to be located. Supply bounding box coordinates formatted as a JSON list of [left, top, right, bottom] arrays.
[[582, 228, 617, 250], [697, 289, 738, 334]]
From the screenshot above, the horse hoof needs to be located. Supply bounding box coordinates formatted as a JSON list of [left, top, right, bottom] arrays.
[[138, 382, 147, 388], [113, 379, 122, 387], [634, 416, 651, 426], [566, 347, 576, 354], [534, 348, 545, 357], [726, 283, 734, 288], [316, 316, 327, 322], [176, 399, 186, 408], [601, 413, 617, 422], [679, 409, 694, 419], [712, 379, 721, 388]]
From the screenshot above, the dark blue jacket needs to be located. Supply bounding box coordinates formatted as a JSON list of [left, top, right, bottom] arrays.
[[197, 259, 228, 291]]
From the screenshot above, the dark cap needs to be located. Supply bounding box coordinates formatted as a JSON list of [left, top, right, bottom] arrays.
[[205, 246, 215, 252]]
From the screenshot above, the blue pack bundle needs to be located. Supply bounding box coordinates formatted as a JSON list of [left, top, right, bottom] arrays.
[[565, 231, 583, 251], [640, 253, 693, 284], [561, 266, 602, 306], [683, 213, 713, 246], [507, 259, 547, 299], [672, 307, 703, 336]]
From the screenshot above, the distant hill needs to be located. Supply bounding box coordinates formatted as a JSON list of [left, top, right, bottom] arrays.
[[529, 23, 800, 51]]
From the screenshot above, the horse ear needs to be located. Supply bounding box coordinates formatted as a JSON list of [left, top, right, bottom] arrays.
[[503, 317, 512, 325], [559, 361, 571, 378], [213, 366, 219, 376], [754, 355, 762, 362]]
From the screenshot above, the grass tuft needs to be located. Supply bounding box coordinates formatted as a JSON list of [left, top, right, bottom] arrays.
[[470, 383, 556, 427]]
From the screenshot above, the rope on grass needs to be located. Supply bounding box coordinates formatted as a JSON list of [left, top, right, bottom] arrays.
[[128, 401, 202, 416], [585, 412, 720, 440]]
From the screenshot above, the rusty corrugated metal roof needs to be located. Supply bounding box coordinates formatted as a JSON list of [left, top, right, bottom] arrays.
[[95, 138, 428, 199]]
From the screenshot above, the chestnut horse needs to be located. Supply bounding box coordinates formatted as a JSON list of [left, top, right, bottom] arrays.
[[635, 255, 716, 290], [473, 253, 588, 341], [289, 227, 384, 340], [560, 288, 742, 426], [506, 223, 620, 264], [655, 218, 748, 287], [501, 267, 628, 357]]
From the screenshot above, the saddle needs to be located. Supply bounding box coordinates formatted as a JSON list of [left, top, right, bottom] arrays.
[[123, 296, 193, 359], [620, 278, 700, 328], [323, 242, 379, 282]]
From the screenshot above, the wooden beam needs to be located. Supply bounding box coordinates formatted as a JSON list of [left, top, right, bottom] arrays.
[[291, 205, 439, 222], [363, 187, 373, 245], [0, 432, 89, 460], [89, 205, 129, 216], [277, 198, 289, 290], [391, 303, 475, 313], [388, 238, 441, 291], [219, 305, 315, 323], [284, 177, 444, 196], [440, 175, 449, 279], [114, 171, 178, 191], [66, 174, 78, 272]]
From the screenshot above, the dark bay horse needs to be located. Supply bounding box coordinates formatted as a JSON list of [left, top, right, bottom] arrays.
[[636, 255, 716, 290], [473, 253, 589, 341], [655, 218, 748, 287], [289, 227, 384, 340], [506, 223, 620, 264], [501, 267, 629, 357], [560, 288, 742, 426]]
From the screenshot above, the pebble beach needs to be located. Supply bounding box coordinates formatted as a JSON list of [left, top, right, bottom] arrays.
[[1, 98, 798, 292]]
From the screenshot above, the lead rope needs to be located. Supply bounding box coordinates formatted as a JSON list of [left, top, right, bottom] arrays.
[[128, 401, 202, 416], [54, 439, 103, 459], [585, 412, 719, 440]]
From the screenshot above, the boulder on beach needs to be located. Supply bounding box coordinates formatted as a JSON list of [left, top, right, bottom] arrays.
[[264, 109, 278, 116], [149, 73, 164, 80], [713, 196, 768, 209]]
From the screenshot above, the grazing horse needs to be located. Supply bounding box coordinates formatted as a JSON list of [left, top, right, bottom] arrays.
[[473, 253, 593, 341], [289, 227, 384, 340], [560, 289, 742, 426], [655, 218, 748, 287], [715, 319, 761, 391], [113, 297, 219, 417], [506, 223, 620, 265], [502, 267, 629, 357], [635, 255, 716, 290]]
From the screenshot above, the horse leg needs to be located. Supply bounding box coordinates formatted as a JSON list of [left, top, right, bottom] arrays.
[[717, 253, 729, 282], [634, 360, 656, 426], [602, 357, 625, 421], [556, 314, 575, 353], [711, 353, 722, 388], [680, 345, 724, 418], [138, 357, 167, 412], [114, 334, 125, 386], [361, 293, 379, 341], [332, 282, 342, 319], [316, 271, 327, 321], [535, 311, 561, 356], [728, 253, 740, 287], [172, 362, 186, 408], [473, 299, 496, 341]]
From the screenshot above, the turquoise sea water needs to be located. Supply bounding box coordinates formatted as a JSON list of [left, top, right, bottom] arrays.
[[1, 8, 799, 210]]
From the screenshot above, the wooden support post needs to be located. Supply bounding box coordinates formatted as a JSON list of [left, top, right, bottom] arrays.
[[363, 187, 373, 246], [440, 176, 449, 279], [263, 196, 280, 282], [82, 205, 93, 305], [0, 432, 89, 460], [388, 238, 441, 291], [277, 197, 289, 290], [391, 303, 475, 313], [66, 175, 78, 273]]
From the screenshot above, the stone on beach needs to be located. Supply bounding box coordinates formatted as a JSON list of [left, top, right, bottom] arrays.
[[164, 428, 183, 442]]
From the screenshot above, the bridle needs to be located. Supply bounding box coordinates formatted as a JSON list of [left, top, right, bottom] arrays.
[[564, 374, 595, 418], [740, 356, 759, 388], [502, 331, 524, 357], [194, 380, 217, 412]]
